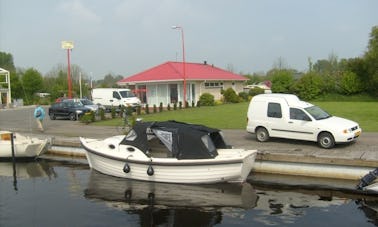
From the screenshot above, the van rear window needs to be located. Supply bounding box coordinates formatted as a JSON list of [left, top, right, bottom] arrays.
[[267, 103, 282, 118]]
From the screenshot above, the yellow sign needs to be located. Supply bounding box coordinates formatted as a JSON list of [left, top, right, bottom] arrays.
[[61, 41, 74, 49]]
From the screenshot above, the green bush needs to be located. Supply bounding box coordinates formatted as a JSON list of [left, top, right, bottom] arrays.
[[238, 91, 249, 101], [80, 111, 95, 124], [291, 72, 324, 100], [159, 102, 163, 112], [145, 104, 150, 114], [173, 102, 177, 110], [111, 107, 116, 119], [153, 104, 157, 113], [223, 88, 239, 103], [167, 104, 171, 111], [99, 108, 105, 120], [199, 93, 215, 106], [248, 87, 265, 96], [338, 71, 363, 95]]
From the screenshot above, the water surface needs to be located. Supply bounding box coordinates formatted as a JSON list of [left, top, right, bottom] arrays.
[[1, 159, 377, 226]]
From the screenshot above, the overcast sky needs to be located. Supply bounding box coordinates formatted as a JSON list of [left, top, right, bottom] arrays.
[[1, 0, 377, 79]]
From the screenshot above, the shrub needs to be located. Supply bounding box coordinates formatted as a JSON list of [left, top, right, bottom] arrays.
[[153, 104, 157, 113], [238, 91, 249, 101], [159, 102, 163, 112], [223, 88, 239, 103], [111, 107, 116, 119], [99, 108, 106, 120], [179, 101, 182, 109], [173, 102, 177, 110], [167, 104, 171, 111], [291, 72, 324, 100], [80, 111, 95, 124], [199, 93, 215, 106], [145, 104, 150, 114], [136, 105, 141, 115], [248, 87, 265, 96]]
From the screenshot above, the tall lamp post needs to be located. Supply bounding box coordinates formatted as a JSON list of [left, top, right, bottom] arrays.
[[171, 26, 186, 107], [61, 41, 74, 98]]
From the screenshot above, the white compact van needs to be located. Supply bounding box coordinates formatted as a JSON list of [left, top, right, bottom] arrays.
[[246, 93, 362, 148], [92, 88, 141, 110]]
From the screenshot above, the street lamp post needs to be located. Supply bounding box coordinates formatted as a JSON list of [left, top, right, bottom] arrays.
[[61, 41, 74, 98], [171, 26, 186, 107]]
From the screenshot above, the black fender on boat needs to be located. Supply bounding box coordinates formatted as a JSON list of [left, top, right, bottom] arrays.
[[357, 168, 378, 190]]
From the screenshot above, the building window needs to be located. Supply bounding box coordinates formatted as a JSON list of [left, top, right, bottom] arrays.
[[204, 82, 223, 88]]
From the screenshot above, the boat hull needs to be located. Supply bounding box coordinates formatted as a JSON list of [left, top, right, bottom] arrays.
[[0, 132, 48, 158], [81, 137, 257, 184]]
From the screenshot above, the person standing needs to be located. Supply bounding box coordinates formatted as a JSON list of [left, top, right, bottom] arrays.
[[34, 105, 45, 132]]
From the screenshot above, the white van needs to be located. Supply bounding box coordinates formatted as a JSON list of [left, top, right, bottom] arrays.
[[91, 88, 141, 110], [246, 93, 362, 148]]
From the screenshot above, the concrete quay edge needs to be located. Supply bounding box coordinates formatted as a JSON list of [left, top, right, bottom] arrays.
[[47, 135, 378, 168]]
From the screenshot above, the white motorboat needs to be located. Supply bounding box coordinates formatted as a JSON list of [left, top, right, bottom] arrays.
[[80, 121, 257, 184], [0, 131, 48, 158]]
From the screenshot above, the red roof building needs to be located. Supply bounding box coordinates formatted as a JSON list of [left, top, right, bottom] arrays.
[[117, 61, 247, 106]]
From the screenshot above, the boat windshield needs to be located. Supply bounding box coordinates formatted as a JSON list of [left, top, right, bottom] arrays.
[[304, 105, 331, 120], [119, 90, 136, 98]]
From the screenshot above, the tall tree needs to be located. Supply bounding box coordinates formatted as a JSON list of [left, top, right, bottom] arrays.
[[364, 26, 378, 96], [0, 52, 16, 71], [22, 68, 43, 103], [269, 69, 294, 93]]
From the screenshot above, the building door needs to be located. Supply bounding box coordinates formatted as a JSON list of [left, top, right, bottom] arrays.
[[169, 84, 178, 104]]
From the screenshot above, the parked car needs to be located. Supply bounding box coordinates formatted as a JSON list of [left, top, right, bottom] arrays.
[[48, 100, 91, 121], [246, 93, 362, 149], [63, 98, 105, 113]]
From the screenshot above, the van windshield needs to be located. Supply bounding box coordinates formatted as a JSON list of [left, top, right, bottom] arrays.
[[119, 90, 136, 98], [305, 106, 331, 120]]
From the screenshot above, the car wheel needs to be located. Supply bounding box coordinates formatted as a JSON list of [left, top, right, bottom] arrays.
[[256, 127, 269, 142], [69, 112, 76, 121], [318, 132, 335, 149], [49, 113, 56, 120]]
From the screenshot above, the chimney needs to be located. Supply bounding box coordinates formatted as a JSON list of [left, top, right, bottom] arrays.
[[203, 61, 207, 65]]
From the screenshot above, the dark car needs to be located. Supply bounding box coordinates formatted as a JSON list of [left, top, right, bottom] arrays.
[[48, 100, 91, 120]]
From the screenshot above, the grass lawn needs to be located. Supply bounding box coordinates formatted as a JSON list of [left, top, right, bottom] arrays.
[[94, 101, 378, 132]]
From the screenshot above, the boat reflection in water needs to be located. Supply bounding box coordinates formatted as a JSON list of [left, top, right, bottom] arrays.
[[0, 159, 57, 190], [84, 170, 258, 226]]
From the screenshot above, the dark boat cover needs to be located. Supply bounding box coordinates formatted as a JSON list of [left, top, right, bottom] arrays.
[[120, 120, 230, 159]]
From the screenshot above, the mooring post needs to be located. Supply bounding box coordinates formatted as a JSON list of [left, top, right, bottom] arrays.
[[10, 132, 18, 190]]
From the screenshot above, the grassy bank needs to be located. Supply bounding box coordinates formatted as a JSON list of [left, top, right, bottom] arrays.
[[94, 101, 378, 132]]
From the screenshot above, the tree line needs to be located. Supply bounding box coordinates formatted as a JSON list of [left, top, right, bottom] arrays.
[[245, 26, 378, 100], [1, 26, 377, 105]]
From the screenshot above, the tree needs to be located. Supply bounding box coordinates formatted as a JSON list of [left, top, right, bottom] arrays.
[[364, 25, 378, 96], [22, 68, 43, 103], [270, 69, 294, 93], [291, 72, 324, 100], [96, 73, 124, 88], [0, 52, 16, 71], [0, 52, 24, 99], [338, 71, 363, 95]]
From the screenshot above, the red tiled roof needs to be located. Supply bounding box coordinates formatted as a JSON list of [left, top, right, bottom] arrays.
[[117, 61, 247, 84]]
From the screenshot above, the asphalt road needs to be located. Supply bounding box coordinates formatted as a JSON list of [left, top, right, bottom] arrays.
[[1, 105, 378, 154]]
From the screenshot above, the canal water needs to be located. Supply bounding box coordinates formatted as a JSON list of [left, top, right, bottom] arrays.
[[1, 158, 377, 227]]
